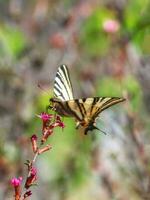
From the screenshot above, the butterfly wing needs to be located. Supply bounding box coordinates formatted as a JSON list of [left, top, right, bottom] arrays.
[[54, 64, 74, 101], [85, 97, 125, 118], [65, 97, 125, 133], [66, 97, 125, 118]]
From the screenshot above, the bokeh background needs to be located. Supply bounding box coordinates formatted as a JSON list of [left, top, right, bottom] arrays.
[[0, 0, 150, 199]]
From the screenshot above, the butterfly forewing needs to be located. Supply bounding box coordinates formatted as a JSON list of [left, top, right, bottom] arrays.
[[54, 65, 74, 101]]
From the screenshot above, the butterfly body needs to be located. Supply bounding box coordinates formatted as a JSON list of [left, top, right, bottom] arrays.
[[50, 97, 96, 134], [50, 65, 125, 134]]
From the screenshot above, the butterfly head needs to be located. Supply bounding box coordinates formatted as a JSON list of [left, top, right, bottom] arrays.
[[49, 98, 59, 111], [49, 97, 62, 103]]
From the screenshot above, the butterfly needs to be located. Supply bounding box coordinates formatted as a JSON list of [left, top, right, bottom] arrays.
[[49, 64, 125, 134]]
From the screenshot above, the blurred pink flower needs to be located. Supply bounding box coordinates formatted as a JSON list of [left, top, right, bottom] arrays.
[[102, 19, 120, 33], [38, 113, 52, 122], [11, 177, 22, 200], [50, 33, 65, 49], [11, 177, 22, 187]]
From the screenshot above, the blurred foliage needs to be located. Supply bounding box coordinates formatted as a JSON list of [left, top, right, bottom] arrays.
[[96, 76, 142, 112], [125, 0, 150, 53], [80, 0, 150, 57], [124, 0, 148, 29], [0, 25, 26, 59], [79, 8, 115, 57]]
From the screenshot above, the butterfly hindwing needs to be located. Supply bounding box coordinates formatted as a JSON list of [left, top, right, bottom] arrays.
[[63, 97, 125, 121], [88, 97, 125, 118], [54, 64, 74, 101], [57, 97, 125, 134]]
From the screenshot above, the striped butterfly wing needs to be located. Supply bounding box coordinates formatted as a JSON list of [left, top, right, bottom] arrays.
[[54, 65, 74, 101], [66, 97, 125, 119], [65, 97, 125, 133], [87, 97, 125, 118]]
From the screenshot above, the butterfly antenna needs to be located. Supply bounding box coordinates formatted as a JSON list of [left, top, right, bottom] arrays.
[[97, 127, 107, 135], [93, 125, 107, 135]]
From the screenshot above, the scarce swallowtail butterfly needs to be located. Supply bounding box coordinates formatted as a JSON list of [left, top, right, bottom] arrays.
[[49, 65, 125, 134]]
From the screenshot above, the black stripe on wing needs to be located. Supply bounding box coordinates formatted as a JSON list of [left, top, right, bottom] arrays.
[[75, 99, 85, 119], [90, 97, 102, 115], [66, 101, 83, 121]]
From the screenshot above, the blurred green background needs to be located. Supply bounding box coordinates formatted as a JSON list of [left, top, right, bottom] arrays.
[[0, 0, 150, 199]]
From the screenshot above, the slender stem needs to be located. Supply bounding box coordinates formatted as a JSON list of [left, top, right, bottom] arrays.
[[21, 144, 42, 199], [32, 148, 40, 163]]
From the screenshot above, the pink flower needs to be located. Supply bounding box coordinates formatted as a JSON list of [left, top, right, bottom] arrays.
[[38, 113, 52, 122], [38, 113, 53, 131], [102, 19, 120, 33], [11, 177, 22, 187], [11, 177, 22, 199]]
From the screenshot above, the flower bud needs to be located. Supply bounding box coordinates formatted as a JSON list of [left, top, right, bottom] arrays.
[[38, 144, 52, 154], [11, 177, 22, 200], [31, 134, 38, 153]]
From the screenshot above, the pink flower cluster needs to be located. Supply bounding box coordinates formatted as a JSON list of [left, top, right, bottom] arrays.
[[11, 112, 65, 200], [39, 112, 65, 143]]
